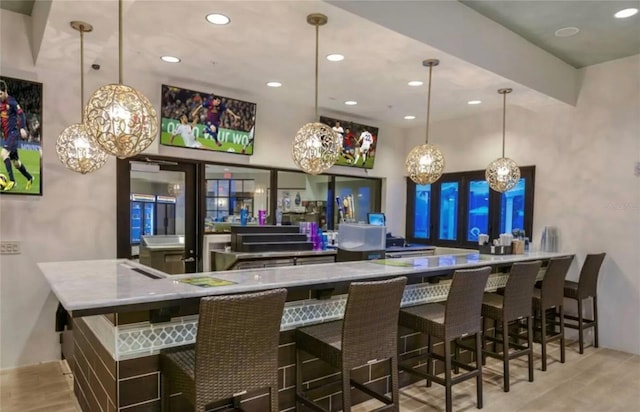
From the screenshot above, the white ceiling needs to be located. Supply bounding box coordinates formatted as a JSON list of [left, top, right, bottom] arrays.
[[461, 0, 640, 68], [14, 0, 606, 128], [0, 0, 34, 16]]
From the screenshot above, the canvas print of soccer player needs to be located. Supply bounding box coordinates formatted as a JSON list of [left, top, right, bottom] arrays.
[[0, 76, 41, 195], [160, 85, 257, 155], [319, 116, 379, 169]]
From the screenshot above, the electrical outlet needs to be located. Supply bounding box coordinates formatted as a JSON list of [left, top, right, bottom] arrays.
[[0, 241, 21, 255]]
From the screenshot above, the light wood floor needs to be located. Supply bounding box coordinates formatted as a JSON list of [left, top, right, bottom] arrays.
[[0, 360, 80, 412], [1, 344, 638, 411]]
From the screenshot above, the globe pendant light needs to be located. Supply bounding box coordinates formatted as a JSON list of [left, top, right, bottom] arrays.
[[56, 21, 109, 174], [84, 0, 158, 159], [485, 88, 520, 192], [291, 13, 341, 175], [405, 59, 445, 184]]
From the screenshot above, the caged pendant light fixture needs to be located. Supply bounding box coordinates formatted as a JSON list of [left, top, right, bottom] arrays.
[[485, 88, 520, 192], [291, 13, 342, 175], [56, 21, 109, 174], [405, 59, 445, 185], [84, 0, 158, 159]]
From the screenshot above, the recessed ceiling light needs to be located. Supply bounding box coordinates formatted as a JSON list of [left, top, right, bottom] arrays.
[[344, 100, 357, 105], [160, 56, 181, 63], [404, 115, 416, 120], [554, 27, 580, 37], [206, 13, 230, 25], [326, 54, 344, 62], [615, 8, 638, 18], [467, 100, 482, 105], [266, 82, 282, 88], [408, 80, 423, 87]]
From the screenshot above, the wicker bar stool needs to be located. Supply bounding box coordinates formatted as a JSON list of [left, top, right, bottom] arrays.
[[478, 260, 541, 392], [563, 253, 606, 354], [160, 288, 287, 412], [295, 276, 407, 412], [399, 267, 491, 412], [532, 256, 573, 371]]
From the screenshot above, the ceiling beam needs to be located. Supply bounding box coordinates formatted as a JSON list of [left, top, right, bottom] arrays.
[[29, 0, 52, 64], [326, 0, 579, 106]]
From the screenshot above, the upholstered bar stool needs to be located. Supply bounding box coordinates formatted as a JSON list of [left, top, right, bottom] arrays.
[[295, 276, 407, 412], [532, 256, 573, 371], [479, 260, 541, 392], [160, 288, 287, 412], [399, 267, 491, 412], [563, 253, 606, 354]]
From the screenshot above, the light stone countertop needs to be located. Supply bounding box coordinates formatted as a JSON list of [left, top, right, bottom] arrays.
[[38, 251, 571, 316]]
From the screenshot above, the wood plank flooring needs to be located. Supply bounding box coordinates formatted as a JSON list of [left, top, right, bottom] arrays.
[[1, 360, 80, 412], [1, 344, 638, 411]]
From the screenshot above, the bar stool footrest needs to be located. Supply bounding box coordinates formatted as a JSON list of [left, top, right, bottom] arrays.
[[351, 380, 394, 406]]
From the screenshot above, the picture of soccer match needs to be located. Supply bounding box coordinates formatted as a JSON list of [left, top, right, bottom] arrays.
[[0, 76, 42, 196], [320, 115, 379, 170], [160, 84, 257, 155]]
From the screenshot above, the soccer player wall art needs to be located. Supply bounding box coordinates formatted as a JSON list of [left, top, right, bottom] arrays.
[[160, 85, 257, 155], [319, 116, 379, 170], [0, 76, 42, 195]]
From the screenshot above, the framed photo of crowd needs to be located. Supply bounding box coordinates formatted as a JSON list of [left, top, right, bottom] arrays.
[[160, 84, 257, 156], [319, 115, 379, 170], [0, 75, 43, 196]]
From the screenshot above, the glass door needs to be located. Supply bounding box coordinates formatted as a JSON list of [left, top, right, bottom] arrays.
[[120, 159, 199, 273]]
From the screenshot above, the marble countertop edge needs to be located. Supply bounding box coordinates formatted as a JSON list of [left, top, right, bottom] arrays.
[[38, 252, 573, 312]]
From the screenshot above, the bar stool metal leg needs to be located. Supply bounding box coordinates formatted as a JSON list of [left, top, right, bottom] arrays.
[[559, 306, 566, 364], [444, 340, 453, 412], [390, 356, 400, 411], [160, 375, 169, 412], [541, 308, 548, 372], [578, 299, 584, 354], [342, 369, 352, 412], [295, 349, 303, 410], [593, 296, 599, 348], [481, 317, 487, 366], [426, 335, 433, 387], [527, 316, 534, 383], [475, 332, 483, 409], [502, 319, 510, 392], [454, 341, 461, 374]]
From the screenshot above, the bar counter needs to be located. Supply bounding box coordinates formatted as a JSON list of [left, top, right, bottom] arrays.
[[39, 251, 569, 317], [39, 251, 572, 412]]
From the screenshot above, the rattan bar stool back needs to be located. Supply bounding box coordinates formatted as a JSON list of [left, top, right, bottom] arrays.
[[478, 260, 542, 392], [398, 266, 491, 412], [295, 276, 407, 412], [532, 256, 573, 371], [563, 253, 606, 354], [160, 288, 287, 412]]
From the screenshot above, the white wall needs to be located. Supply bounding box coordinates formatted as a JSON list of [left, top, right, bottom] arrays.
[[405, 55, 640, 355], [0, 9, 407, 368]]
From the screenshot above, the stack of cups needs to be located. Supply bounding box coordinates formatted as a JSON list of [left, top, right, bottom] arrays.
[[258, 210, 266, 226], [310, 223, 320, 250]]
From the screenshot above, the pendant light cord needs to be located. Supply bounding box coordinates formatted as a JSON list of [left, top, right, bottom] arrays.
[[118, 0, 123, 84], [502, 90, 506, 158], [314, 23, 319, 121], [425, 64, 433, 145], [80, 25, 85, 122]]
